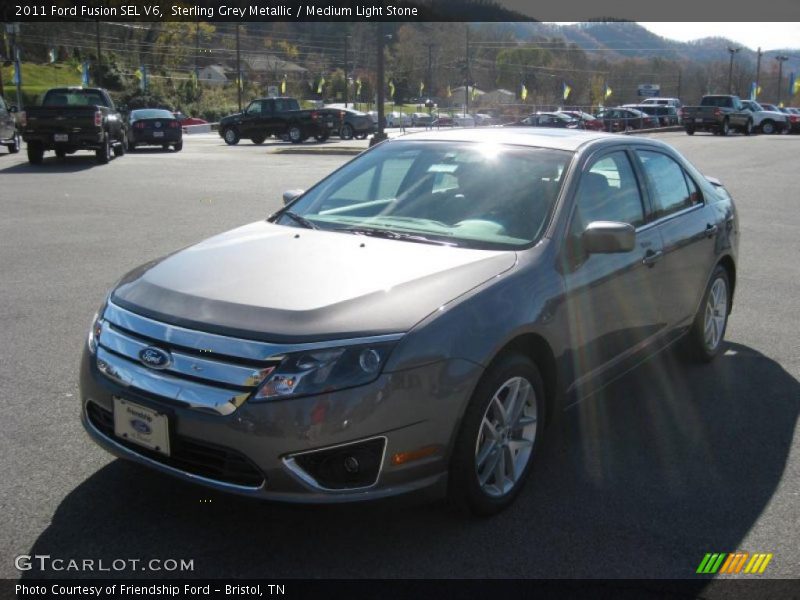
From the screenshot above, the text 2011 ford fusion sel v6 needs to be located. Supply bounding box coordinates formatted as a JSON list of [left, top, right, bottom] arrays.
[[80, 128, 738, 515]]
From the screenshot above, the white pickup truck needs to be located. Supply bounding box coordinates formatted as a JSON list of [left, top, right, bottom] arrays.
[[740, 100, 789, 134]]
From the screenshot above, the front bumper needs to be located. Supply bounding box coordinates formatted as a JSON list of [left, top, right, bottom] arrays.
[[79, 347, 481, 503]]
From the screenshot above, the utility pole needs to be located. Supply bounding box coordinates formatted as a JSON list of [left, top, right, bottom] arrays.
[[343, 35, 349, 108], [776, 55, 789, 104], [464, 26, 470, 118], [727, 46, 740, 94], [371, 23, 387, 145], [677, 68, 682, 99], [235, 24, 242, 112], [755, 47, 762, 97], [9, 23, 22, 110], [95, 21, 102, 87], [425, 42, 435, 101]]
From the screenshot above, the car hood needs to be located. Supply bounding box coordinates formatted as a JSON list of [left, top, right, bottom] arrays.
[[757, 110, 787, 120], [220, 112, 243, 124], [111, 221, 517, 343]]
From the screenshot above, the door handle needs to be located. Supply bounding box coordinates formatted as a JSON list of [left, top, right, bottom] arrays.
[[705, 223, 718, 238], [642, 250, 663, 267]]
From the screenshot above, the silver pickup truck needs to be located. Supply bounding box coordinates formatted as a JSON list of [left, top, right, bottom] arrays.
[[680, 95, 753, 136], [740, 100, 789, 134]]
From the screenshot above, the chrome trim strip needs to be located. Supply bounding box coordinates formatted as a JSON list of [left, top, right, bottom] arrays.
[[99, 324, 267, 389], [282, 436, 388, 493], [636, 203, 704, 233], [83, 406, 265, 492], [104, 301, 404, 361], [95, 347, 250, 416]]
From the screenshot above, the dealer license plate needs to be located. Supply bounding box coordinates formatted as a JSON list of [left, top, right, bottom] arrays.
[[153, 131, 164, 138], [113, 397, 170, 456], [54, 134, 69, 142]]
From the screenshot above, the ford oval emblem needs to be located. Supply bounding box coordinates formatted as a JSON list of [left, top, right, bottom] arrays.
[[138, 346, 172, 370], [130, 419, 152, 435]]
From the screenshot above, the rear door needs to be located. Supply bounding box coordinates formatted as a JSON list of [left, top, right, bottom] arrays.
[[632, 148, 717, 328], [561, 149, 665, 379]]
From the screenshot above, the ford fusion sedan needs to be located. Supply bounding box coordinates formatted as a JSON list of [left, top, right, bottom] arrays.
[[80, 128, 738, 515]]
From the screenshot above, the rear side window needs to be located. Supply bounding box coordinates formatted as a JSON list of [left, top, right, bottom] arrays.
[[637, 150, 702, 219]]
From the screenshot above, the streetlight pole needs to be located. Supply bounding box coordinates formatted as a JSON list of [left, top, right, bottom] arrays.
[[776, 55, 789, 105], [371, 23, 388, 146], [727, 46, 740, 94], [235, 24, 242, 112], [95, 20, 102, 88], [343, 35, 350, 108], [755, 47, 762, 98]]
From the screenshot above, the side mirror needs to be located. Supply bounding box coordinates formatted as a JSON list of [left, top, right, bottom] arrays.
[[582, 221, 635, 254], [282, 189, 304, 205]]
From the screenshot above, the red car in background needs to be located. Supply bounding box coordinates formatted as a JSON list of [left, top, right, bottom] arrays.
[[173, 112, 208, 127], [558, 111, 605, 131]]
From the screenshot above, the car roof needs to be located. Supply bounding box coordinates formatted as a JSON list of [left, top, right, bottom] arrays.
[[393, 127, 632, 152]]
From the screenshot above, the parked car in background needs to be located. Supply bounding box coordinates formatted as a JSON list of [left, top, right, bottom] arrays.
[[219, 97, 339, 145], [780, 107, 800, 133], [510, 112, 579, 128], [452, 114, 476, 127], [335, 108, 375, 140], [595, 107, 658, 132], [385, 111, 411, 128], [680, 95, 753, 136], [624, 104, 680, 126], [173, 112, 208, 127], [411, 112, 434, 127], [0, 96, 21, 154], [472, 113, 496, 126], [558, 110, 604, 131], [739, 100, 789, 134], [640, 97, 682, 108], [128, 108, 183, 152], [21, 87, 126, 165], [80, 128, 739, 515], [431, 113, 455, 127]]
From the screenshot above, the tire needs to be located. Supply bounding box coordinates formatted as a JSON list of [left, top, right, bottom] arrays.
[[720, 118, 730, 137], [113, 134, 126, 157], [55, 148, 66, 159], [355, 133, 367, 140], [128, 143, 136, 152], [760, 120, 775, 135], [680, 265, 731, 363], [27, 142, 44, 164], [744, 119, 753, 136], [8, 131, 20, 153], [222, 127, 240, 145], [96, 135, 111, 164], [173, 141, 183, 152], [340, 123, 354, 140], [288, 125, 304, 144], [448, 353, 546, 516], [251, 133, 266, 145], [685, 127, 695, 136]]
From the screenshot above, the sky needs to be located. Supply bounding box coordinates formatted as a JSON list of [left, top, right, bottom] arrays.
[[555, 23, 800, 52]]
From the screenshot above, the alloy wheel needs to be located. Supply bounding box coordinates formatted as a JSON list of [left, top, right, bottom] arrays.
[[704, 277, 728, 352], [474, 376, 538, 498]]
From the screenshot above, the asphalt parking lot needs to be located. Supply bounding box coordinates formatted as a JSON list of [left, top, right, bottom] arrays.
[[0, 130, 798, 584]]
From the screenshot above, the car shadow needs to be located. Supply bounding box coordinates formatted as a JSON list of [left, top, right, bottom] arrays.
[[0, 155, 105, 174], [22, 343, 798, 586]]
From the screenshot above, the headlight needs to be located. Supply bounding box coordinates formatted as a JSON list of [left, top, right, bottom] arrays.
[[87, 312, 103, 354], [252, 342, 396, 402]]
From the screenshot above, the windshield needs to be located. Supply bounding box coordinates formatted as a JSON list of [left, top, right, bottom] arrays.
[[274, 141, 572, 250]]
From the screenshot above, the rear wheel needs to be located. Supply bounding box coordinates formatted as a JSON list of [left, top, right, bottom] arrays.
[[55, 148, 66, 159], [173, 141, 183, 152], [96, 135, 111, 164], [340, 123, 354, 140], [27, 142, 44, 164], [448, 353, 545, 515], [720, 118, 730, 136], [680, 265, 730, 363], [113, 134, 126, 157], [685, 127, 695, 135], [7, 131, 21, 153], [222, 127, 240, 145], [251, 133, 266, 145]]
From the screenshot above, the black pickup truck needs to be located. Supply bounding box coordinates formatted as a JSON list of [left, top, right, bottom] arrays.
[[680, 95, 753, 136], [218, 97, 340, 145], [22, 87, 126, 165]]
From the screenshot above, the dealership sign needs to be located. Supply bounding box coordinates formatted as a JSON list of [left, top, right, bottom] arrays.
[[638, 84, 661, 97]]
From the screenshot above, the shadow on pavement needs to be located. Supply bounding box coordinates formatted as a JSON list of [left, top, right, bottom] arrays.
[[0, 155, 106, 174], [22, 342, 798, 587]]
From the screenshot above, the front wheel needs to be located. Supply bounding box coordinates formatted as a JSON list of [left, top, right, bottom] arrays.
[[448, 353, 545, 516], [760, 120, 775, 135], [680, 265, 730, 363], [685, 127, 695, 136], [222, 127, 240, 145], [340, 123, 354, 140], [288, 125, 304, 144], [720, 118, 730, 136]]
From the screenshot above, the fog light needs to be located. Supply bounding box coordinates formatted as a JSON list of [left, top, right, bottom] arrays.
[[359, 348, 382, 373], [343, 455, 360, 474]]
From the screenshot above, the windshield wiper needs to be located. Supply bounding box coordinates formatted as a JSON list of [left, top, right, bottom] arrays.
[[335, 226, 457, 247], [281, 211, 319, 230]]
